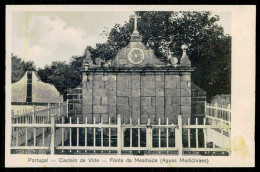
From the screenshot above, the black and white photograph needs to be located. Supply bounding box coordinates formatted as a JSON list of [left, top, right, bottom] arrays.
[[5, 5, 255, 167]]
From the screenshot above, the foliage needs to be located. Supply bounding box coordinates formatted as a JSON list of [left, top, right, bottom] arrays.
[[86, 22, 134, 63], [88, 11, 231, 100], [37, 55, 84, 98], [11, 54, 36, 83]]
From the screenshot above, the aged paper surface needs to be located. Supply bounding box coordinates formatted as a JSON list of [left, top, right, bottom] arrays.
[[5, 5, 255, 167]]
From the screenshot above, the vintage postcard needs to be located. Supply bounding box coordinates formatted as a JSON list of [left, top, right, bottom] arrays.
[[5, 5, 255, 167]]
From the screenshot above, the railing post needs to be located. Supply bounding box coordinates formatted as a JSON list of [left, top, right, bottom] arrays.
[[66, 95, 69, 118], [214, 103, 218, 118], [50, 115, 55, 155], [227, 104, 231, 122], [177, 115, 183, 156], [47, 103, 50, 122], [33, 105, 36, 123], [117, 115, 121, 155], [58, 102, 61, 117], [204, 101, 207, 116], [146, 118, 151, 153], [11, 110, 14, 122]]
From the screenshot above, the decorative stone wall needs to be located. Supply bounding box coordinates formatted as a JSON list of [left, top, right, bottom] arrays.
[[81, 24, 194, 124], [82, 70, 192, 124]]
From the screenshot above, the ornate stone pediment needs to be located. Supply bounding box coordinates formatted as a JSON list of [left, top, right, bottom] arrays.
[[106, 12, 168, 68], [110, 39, 167, 68]]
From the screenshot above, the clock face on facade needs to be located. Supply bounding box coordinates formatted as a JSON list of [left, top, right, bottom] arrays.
[[128, 48, 144, 64]]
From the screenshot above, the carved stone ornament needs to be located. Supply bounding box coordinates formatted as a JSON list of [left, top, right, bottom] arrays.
[[180, 44, 191, 67], [128, 48, 145, 65], [170, 56, 179, 66]]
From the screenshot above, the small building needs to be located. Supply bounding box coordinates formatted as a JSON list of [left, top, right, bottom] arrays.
[[11, 70, 63, 114]]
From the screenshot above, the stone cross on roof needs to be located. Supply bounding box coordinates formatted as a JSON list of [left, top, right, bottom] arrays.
[[130, 12, 141, 31]]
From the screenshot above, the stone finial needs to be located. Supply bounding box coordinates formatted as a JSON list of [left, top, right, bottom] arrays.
[[130, 12, 142, 42], [83, 50, 92, 70], [167, 51, 179, 67], [103, 59, 112, 67], [130, 12, 141, 32], [83, 62, 89, 71], [95, 58, 102, 66], [170, 56, 179, 67], [84, 50, 93, 65], [181, 44, 188, 51], [180, 44, 191, 67]]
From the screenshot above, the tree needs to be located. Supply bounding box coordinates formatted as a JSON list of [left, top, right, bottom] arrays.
[[37, 55, 84, 98], [12, 54, 36, 83], [86, 23, 134, 62], [88, 11, 231, 101]]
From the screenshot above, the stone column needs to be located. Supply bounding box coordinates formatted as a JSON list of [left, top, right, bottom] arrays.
[[155, 73, 165, 124], [180, 72, 191, 124], [108, 74, 117, 124], [116, 73, 131, 124], [165, 73, 181, 124], [140, 74, 156, 124], [92, 73, 108, 124], [82, 72, 93, 123], [131, 74, 141, 124]]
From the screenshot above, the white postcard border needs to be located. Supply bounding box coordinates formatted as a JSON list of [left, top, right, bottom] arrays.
[[5, 5, 255, 167]]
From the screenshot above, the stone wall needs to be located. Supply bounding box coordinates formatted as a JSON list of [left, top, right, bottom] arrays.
[[82, 71, 191, 124]]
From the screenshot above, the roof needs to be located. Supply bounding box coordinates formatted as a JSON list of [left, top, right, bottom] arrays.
[[12, 71, 63, 103], [191, 82, 206, 93]]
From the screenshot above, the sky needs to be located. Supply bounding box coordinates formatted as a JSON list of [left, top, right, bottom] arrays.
[[11, 11, 231, 68]]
